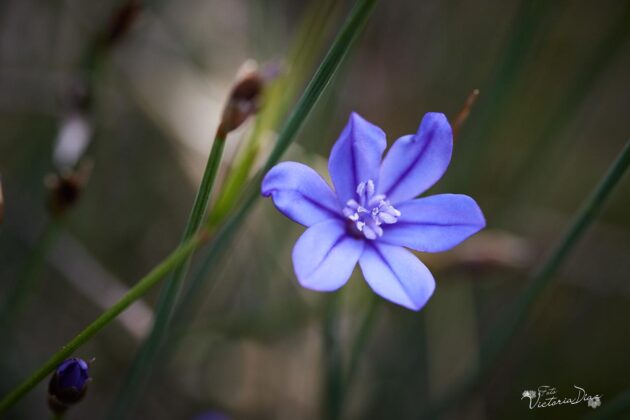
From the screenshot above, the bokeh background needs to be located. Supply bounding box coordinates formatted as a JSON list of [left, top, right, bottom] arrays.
[[1, 0, 629, 419]]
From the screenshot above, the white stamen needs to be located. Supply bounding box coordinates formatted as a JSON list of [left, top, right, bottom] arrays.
[[342, 179, 401, 240]]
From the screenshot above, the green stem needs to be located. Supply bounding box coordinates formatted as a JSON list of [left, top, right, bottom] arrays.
[[109, 135, 225, 418], [323, 293, 343, 420], [424, 140, 630, 419], [0, 233, 203, 414]]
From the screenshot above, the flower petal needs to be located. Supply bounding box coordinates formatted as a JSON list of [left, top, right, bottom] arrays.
[[292, 219, 364, 291], [359, 242, 435, 311], [328, 112, 387, 205], [262, 162, 341, 226], [378, 113, 452, 204], [380, 194, 485, 252]]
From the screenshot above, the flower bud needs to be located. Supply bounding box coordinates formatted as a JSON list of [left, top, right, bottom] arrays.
[[48, 358, 91, 415], [45, 159, 93, 218], [217, 61, 268, 138]]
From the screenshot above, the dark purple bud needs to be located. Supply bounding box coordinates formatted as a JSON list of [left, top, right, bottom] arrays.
[[48, 358, 91, 414]]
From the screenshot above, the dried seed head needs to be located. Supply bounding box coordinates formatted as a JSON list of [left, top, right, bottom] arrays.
[[217, 61, 269, 138], [45, 160, 93, 218], [452, 89, 480, 140], [104, 0, 142, 47]]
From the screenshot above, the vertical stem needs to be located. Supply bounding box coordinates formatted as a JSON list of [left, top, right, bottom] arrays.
[[323, 292, 343, 420], [109, 134, 225, 418]]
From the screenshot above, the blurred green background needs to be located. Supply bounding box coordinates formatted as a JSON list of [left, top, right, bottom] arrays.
[[0, 0, 629, 419]]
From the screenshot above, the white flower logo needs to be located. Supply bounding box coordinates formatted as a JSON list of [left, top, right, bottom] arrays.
[[587, 396, 601, 409], [521, 390, 536, 400]]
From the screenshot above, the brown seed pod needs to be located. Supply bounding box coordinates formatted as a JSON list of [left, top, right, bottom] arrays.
[[217, 70, 264, 138], [45, 160, 93, 218]]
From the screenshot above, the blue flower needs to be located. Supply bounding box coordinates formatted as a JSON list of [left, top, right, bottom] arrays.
[[262, 112, 485, 310], [48, 358, 90, 414]]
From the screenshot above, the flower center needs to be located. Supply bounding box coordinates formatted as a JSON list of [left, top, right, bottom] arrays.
[[343, 179, 401, 240]]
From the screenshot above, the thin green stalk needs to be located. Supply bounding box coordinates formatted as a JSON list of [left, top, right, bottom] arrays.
[[109, 134, 226, 418], [176, 0, 379, 324], [0, 233, 204, 414], [323, 293, 343, 420], [0, 220, 62, 329], [424, 140, 630, 419]]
